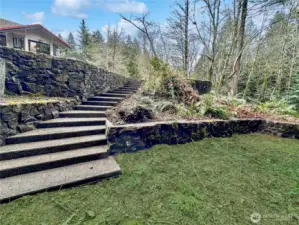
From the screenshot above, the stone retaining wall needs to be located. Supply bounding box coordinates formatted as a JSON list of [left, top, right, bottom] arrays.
[[0, 99, 79, 145], [261, 120, 299, 139], [107, 119, 298, 154], [0, 47, 128, 99]]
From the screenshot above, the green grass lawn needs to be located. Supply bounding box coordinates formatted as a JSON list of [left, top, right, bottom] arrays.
[[0, 134, 298, 225]]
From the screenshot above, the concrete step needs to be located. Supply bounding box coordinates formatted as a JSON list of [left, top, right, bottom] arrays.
[[116, 88, 139, 91], [0, 146, 109, 178], [0, 157, 121, 202], [88, 96, 123, 102], [97, 93, 129, 98], [6, 126, 106, 144], [75, 105, 111, 111], [82, 101, 118, 106], [60, 110, 106, 118], [120, 85, 140, 89], [37, 118, 106, 128], [0, 135, 107, 160], [108, 90, 134, 94]]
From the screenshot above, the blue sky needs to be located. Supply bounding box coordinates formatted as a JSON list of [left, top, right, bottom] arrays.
[[0, 0, 173, 39]]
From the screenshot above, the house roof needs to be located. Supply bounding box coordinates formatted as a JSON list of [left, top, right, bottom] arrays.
[[0, 18, 21, 28], [0, 23, 71, 49]]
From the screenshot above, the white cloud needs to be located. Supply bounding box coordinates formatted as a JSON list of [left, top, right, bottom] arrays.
[[23, 11, 45, 24], [102, 19, 139, 37], [52, 0, 91, 19], [100, 0, 148, 14]]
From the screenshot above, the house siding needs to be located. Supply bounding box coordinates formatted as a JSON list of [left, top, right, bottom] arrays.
[[2, 28, 65, 56]]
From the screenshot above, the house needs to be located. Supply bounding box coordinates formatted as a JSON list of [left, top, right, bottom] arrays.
[[0, 18, 71, 56]]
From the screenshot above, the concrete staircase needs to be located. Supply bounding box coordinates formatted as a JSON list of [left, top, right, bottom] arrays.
[[0, 80, 141, 202]]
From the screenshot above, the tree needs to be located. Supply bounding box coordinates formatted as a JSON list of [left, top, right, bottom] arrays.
[[78, 19, 90, 55], [167, 0, 192, 77], [107, 27, 124, 72], [231, 0, 248, 95], [123, 35, 139, 77], [91, 30, 104, 45], [120, 13, 158, 57], [58, 33, 63, 40], [67, 32, 76, 49], [192, 0, 223, 82]]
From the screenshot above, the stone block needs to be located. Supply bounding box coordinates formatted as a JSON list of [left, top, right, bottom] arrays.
[[17, 124, 35, 133], [190, 80, 212, 95]]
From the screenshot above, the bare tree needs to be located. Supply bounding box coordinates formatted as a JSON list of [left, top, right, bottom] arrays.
[[231, 0, 248, 95], [120, 13, 158, 57], [192, 0, 222, 81], [167, 0, 192, 77]]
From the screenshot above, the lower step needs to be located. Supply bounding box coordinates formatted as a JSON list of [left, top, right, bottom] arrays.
[[0, 157, 121, 202], [0, 135, 107, 160], [0, 146, 109, 178], [6, 126, 106, 144]]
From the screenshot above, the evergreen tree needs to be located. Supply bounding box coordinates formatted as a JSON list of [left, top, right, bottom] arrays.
[[91, 30, 104, 45], [78, 19, 90, 55], [67, 32, 76, 49], [123, 35, 139, 77], [58, 34, 63, 40], [133, 37, 141, 54]]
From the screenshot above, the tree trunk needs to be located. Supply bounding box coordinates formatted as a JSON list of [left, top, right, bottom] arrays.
[[184, 0, 189, 78], [232, 0, 248, 96]]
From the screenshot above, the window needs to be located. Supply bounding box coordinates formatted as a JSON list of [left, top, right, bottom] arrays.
[[13, 38, 24, 49], [28, 40, 50, 55], [0, 35, 6, 46]]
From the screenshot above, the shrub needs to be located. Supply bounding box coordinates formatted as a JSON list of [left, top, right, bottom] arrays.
[[164, 76, 200, 105], [254, 99, 296, 115], [143, 57, 171, 93], [204, 107, 230, 120], [288, 71, 299, 111]]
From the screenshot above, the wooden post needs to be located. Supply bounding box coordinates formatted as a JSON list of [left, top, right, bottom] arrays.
[[0, 58, 5, 103]]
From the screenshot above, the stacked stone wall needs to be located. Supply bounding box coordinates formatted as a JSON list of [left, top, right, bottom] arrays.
[[107, 119, 298, 154], [0, 47, 127, 99]]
